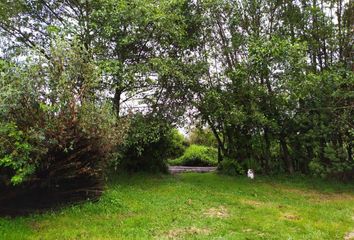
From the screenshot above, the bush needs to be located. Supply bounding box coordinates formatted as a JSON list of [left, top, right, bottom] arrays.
[[168, 145, 218, 167], [116, 115, 182, 173], [165, 129, 188, 159], [218, 158, 245, 176], [0, 122, 39, 185], [309, 143, 354, 181], [0, 40, 128, 215]]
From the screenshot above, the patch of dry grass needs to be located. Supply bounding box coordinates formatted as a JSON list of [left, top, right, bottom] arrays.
[[161, 227, 211, 239], [281, 212, 301, 221], [344, 231, 354, 240], [240, 199, 266, 207], [203, 205, 229, 218]]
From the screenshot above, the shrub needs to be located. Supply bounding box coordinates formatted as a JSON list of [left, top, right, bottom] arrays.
[[0, 122, 39, 185], [168, 144, 218, 167], [0, 39, 128, 215], [164, 129, 188, 159], [309, 143, 354, 181], [116, 114, 179, 173], [218, 158, 245, 176]]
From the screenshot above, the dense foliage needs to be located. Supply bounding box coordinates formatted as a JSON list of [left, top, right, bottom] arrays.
[[168, 145, 218, 167], [188, 128, 218, 148], [162, 0, 353, 179], [116, 114, 186, 173], [0, 40, 127, 213], [0, 0, 352, 212]]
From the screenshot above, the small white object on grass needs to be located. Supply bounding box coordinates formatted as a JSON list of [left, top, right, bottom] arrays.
[[247, 169, 254, 179]]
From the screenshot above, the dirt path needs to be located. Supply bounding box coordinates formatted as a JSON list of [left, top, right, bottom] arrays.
[[168, 166, 217, 174]]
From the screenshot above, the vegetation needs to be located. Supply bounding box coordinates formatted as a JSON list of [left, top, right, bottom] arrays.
[[188, 128, 218, 148], [0, 0, 353, 222], [178, 2, 354, 179], [1, 173, 353, 240], [116, 115, 186, 173], [168, 145, 218, 167], [0, 40, 128, 214]]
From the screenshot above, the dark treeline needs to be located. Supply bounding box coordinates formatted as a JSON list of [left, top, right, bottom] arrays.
[[0, 0, 353, 213]]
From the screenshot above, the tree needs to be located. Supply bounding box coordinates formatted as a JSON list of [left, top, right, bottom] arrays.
[[0, 0, 202, 118], [168, 0, 353, 177]]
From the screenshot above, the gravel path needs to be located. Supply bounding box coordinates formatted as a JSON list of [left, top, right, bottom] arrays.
[[168, 166, 217, 174]]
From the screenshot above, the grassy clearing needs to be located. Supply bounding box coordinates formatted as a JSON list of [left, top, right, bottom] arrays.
[[0, 173, 353, 240]]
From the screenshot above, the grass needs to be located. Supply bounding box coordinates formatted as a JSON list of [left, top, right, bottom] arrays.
[[0, 173, 353, 240]]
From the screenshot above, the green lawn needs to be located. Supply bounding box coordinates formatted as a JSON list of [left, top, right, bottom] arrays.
[[1, 173, 353, 240]]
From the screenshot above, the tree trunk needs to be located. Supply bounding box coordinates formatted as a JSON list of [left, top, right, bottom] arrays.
[[347, 132, 353, 162], [218, 145, 223, 163], [263, 127, 271, 173], [206, 117, 226, 161], [113, 89, 122, 117], [280, 134, 294, 174]]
